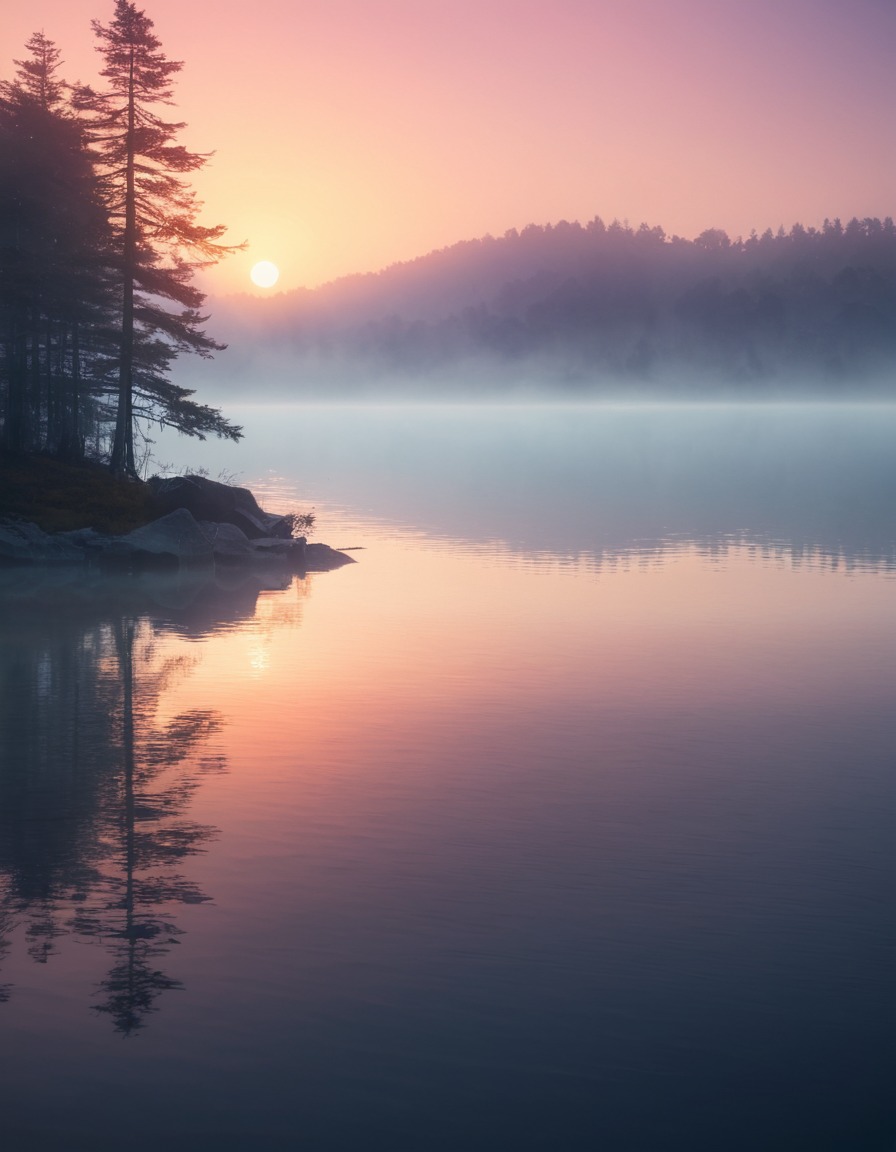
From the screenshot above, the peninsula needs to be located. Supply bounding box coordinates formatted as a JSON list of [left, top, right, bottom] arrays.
[[0, 454, 353, 574]]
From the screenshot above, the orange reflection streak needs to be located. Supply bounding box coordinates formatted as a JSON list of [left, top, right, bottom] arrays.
[[157, 539, 896, 874]]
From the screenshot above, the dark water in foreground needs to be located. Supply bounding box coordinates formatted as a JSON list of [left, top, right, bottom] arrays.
[[1, 406, 894, 1150]]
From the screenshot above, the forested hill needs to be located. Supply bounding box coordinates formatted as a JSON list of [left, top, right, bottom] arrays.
[[214, 216, 896, 397]]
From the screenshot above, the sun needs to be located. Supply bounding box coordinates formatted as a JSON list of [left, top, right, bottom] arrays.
[[250, 260, 279, 288]]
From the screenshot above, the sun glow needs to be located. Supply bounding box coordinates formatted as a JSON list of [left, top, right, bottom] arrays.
[[250, 261, 279, 288]]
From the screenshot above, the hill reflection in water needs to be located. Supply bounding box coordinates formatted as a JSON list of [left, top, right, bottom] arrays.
[[157, 402, 896, 571], [0, 405, 894, 1150]]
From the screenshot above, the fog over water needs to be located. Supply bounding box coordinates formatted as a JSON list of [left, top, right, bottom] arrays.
[[2, 399, 894, 1151], [154, 401, 896, 568], [186, 216, 896, 401]]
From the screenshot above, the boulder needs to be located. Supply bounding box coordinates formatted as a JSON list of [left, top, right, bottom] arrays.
[[199, 520, 256, 563], [57, 527, 107, 551], [101, 508, 214, 569], [0, 494, 355, 576], [0, 518, 86, 566], [304, 542, 356, 571], [148, 474, 293, 539], [249, 537, 293, 558]]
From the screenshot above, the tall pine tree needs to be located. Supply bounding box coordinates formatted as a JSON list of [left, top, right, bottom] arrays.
[[80, 1, 242, 475], [0, 33, 112, 457]]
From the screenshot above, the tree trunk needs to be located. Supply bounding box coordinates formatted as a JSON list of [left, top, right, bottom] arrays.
[[46, 318, 60, 453], [28, 317, 42, 452], [111, 46, 137, 477], [71, 322, 83, 458], [3, 319, 28, 453]]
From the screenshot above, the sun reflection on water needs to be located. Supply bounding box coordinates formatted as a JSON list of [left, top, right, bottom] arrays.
[[247, 642, 271, 676]]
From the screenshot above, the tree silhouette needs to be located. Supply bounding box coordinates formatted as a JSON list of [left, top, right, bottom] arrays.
[[0, 15, 244, 467], [8, 32, 67, 108], [238, 213, 896, 395], [76, 0, 242, 474], [0, 33, 114, 456]]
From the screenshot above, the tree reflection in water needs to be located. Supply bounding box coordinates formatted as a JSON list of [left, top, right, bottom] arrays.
[[0, 569, 291, 1033], [77, 617, 222, 1034], [0, 894, 13, 1003]]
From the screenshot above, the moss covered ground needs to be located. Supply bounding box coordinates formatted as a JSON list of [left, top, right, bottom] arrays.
[[0, 453, 163, 534]]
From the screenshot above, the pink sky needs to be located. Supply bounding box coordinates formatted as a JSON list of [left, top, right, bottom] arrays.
[[3, 0, 894, 294]]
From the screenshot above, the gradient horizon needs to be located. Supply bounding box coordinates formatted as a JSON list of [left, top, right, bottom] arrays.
[[2, 0, 893, 295]]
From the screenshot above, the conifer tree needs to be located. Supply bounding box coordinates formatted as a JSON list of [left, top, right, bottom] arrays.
[[8, 32, 67, 111], [0, 34, 112, 456], [80, 1, 242, 475]]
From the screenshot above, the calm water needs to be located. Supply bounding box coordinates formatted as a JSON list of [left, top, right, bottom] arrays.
[[1, 405, 894, 1151]]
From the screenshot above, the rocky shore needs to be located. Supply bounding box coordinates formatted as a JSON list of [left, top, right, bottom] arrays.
[[0, 473, 354, 574]]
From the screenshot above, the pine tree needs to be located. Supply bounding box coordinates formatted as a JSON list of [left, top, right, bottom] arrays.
[[80, 1, 242, 475], [8, 32, 67, 110], [0, 34, 112, 457]]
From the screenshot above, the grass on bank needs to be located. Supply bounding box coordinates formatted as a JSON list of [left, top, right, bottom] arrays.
[[0, 453, 162, 534]]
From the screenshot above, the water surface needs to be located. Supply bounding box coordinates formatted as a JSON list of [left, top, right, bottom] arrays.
[[1, 405, 894, 1151]]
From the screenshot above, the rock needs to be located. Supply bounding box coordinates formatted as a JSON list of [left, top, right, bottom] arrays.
[[200, 522, 311, 567], [101, 509, 214, 569], [198, 520, 256, 563], [57, 527, 108, 551], [0, 487, 355, 576], [0, 518, 86, 566], [250, 536, 290, 553], [147, 474, 293, 539], [304, 542, 356, 571]]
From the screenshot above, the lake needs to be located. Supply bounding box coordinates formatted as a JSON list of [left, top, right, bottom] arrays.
[[1, 404, 894, 1151]]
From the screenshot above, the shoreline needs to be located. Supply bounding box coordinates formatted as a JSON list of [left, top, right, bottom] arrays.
[[0, 463, 354, 575]]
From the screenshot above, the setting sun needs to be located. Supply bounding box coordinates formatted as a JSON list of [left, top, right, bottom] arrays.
[[250, 260, 279, 288]]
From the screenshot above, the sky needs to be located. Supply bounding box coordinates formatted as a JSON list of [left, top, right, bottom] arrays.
[[2, 0, 894, 296]]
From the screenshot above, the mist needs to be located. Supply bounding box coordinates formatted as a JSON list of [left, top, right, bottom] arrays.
[[190, 214, 896, 405], [153, 403, 896, 570]]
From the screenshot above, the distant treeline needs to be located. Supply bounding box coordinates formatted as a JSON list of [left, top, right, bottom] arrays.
[[224, 216, 896, 396], [0, 12, 239, 475]]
